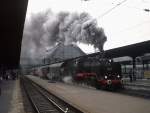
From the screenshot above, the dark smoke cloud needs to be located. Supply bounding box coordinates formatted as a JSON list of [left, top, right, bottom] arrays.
[[21, 9, 107, 65]]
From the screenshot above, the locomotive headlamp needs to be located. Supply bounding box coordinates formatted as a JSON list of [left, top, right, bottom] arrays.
[[117, 75, 120, 78], [104, 76, 108, 79], [107, 80, 112, 85]]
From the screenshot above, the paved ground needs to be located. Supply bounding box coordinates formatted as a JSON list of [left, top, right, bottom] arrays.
[[26, 75, 150, 113], [0, 80, 25, 113], [123, 78, 150, 86], [123, 78, 150, 91]]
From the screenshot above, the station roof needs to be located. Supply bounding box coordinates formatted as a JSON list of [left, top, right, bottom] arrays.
[[89, 40, 150, 59], [104, 40, 150, 58], [0, 0, 28, 69], [141, 54, 150, 62]]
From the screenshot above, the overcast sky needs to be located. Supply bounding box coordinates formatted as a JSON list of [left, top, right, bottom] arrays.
[[25, 0, 150, 53]]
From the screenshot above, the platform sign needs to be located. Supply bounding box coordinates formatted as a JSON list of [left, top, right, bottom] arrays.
[[144, 71, 150, 79]]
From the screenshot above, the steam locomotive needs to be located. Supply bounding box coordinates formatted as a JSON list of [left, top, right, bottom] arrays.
[[32, 56, 123, 90]]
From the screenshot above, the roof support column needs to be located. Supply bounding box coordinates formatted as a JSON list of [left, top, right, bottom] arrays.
[[146, 62, 149, 70], [132, 57, 136, 81], [142, 60, 145, 79]]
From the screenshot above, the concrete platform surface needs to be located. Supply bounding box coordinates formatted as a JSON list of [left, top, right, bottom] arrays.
[[26, 75, 150, 113], [0, 80, 25, 113], [124, 78, 150, 86], [124, 78, 150, 91]]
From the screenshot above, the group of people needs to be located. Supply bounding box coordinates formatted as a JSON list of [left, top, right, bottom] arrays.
[[1, 70, 18, 80], [0, 70, 19, 96]]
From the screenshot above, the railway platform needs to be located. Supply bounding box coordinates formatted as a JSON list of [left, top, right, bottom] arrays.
[[26, 75, 150, 113], [123, 78, 150, 91], [0, 79, 25, 113], [123, 78, 150, 85]]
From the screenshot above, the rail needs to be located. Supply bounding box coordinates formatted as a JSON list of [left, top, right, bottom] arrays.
[[21, 76, 84, 113]]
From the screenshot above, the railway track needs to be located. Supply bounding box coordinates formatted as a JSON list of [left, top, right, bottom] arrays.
[[21, 77, 83, 113]]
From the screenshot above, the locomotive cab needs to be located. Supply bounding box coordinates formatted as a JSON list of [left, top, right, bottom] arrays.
[[96, 60, 123, 90]]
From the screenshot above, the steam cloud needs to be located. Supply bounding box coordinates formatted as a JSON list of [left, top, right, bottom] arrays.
[[21, 9, 107, 65], [62, 76, 73, 84]]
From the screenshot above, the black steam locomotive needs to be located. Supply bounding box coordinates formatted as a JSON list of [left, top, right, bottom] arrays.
[[60, 56, 123, 89], [32, 56, 123, 90]]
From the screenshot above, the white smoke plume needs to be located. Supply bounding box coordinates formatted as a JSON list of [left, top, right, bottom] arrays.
[[21, 9, 107, 65], [62, 76, 73, 84]]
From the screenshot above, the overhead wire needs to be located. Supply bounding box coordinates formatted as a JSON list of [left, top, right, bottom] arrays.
[[81, 0, 149, 38], [125, 4, 150, 12], [112, 0, 150, 34], [95, 0, 150, 37], [96, 0, 128, 19]]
